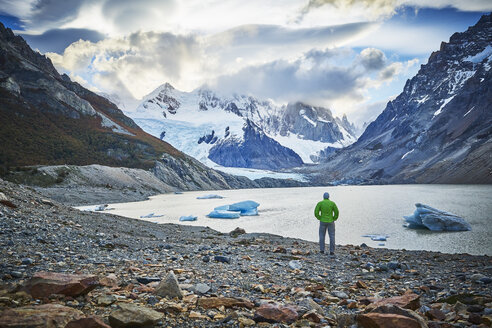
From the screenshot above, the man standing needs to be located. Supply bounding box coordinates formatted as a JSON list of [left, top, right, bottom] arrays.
[[314, 192, 339, 255]]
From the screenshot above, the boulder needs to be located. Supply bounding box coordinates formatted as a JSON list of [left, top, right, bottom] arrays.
[[198, 297, 254, 309], [369, 305, 428, 328], [22, 272, 99, 298], [229, 227, 246, 237], [357, 313, 424, 328], [154, 271, 183, 299], [66, 316, 111, 328], [368, 292, 420, 311], [254, 303, 299, 324], [109, 303, 163, 328], [0, 304, 83, 328], [404, 204, 471, 231]]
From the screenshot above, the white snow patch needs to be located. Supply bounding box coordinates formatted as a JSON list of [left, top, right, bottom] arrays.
[[463, 106, 475, 117], [433, 95, 455, 117], [464, 45, 492, 63], [416, 95, 429, 105], [98, 112, 134, 136], [302, 115, 316, 127], [401, 149, 414, 160]]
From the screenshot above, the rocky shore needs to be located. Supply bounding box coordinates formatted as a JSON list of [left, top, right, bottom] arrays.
[[0, 178, 491, 327]]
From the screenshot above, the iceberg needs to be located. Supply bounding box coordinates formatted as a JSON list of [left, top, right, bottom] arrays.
[[362, 234, 388, 241], [228, 200, 260, 216], [404, 203, 471, 231], [197, 194, 224, 199], [179, 215, 197, 222], [207, 210, 241, 219]]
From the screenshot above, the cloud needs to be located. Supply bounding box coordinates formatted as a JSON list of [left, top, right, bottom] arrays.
[[20, 28, 105, 53], [48, 31, 200, 99], [358, 48, 386, 70], [296, 0, 492, 23]]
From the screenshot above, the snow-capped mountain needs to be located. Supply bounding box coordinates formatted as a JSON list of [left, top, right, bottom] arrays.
[[129, 83, 357, 170], [309, 13, 492, 184]]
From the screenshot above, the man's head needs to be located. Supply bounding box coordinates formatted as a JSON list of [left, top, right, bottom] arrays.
[[323, 192, 330, 199]]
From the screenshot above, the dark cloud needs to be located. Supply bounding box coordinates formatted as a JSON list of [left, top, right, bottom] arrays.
[[214, 49, 364, 103], [21, 28, 105, 53], [358, 47, 386, 70], [29, 0, 90, 27]]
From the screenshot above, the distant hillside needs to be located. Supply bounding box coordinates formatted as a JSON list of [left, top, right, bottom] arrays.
[[0, 22, 181, 172], [307, 13, 492, 184]]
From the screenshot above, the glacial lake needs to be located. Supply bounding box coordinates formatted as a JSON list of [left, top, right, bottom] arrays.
[[81, 185, 492, 256]]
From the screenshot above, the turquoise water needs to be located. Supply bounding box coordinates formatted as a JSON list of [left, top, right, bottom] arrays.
[[88, 185, 492, 256]]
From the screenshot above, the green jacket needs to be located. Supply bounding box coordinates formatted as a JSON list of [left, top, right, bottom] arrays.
[[314, 199, 339, 223]]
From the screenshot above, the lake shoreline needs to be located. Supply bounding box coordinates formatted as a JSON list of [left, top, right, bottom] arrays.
[[1, 178, 491, 327]]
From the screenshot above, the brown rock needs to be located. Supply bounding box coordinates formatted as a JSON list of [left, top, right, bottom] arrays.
[[109, 303, 163, 328], [273, 246, 286, 253], [0, 304, 83, 328], [229, 227, 246, 237], [254, 303, 299, 324], [426, 308, 446, 321], [357, 280, 368, 289], [427, 322, 455, 328], [369, 305, 428, 328], [368, 292, 420, 311], [198, 297, 254, 309], [23, 272, 99, 298], [66, 316, 111, 328], [302, 310, 322, 323], [357, 313, 423, 328], [99, 273, 119, 287]]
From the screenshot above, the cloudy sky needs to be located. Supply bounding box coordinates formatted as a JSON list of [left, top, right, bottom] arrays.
[[1, 0, 490, 125]]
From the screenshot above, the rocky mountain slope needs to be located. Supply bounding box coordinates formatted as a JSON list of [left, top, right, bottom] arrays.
[[308, 13, 492, 184], [129, 83, 357, 170], [0, 22, 306, 195]]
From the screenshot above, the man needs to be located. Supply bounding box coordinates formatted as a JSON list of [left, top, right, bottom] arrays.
[[314, 192, 339, 255]]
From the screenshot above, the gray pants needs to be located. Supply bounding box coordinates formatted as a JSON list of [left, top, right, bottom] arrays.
[[319, 221, 335, 253]]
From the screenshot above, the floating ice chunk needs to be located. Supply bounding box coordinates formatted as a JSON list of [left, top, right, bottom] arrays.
[[362, 234, 388, 241], [140, 213, 164, 218], [197, 194, 224, 199], [179, 215, 197, 222], [404, 203, 471, 231], [214, 200, 260, 216], [207, 210, 241, 219], [378, 243, 385, 246], [228, 200, 260, 216], [174, 191, 183, 194]]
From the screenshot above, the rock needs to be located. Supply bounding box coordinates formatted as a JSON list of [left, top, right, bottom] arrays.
[[22, 272, 99, 298], [332, 291, 349, 299], [96, 294, 116, 306], [194, 283, 211, 294], [66, 316, 111, 328], [238, 317, 256, 326], [154, 271, 183, 299], [109, 303, 163, 328], [480, 277, 492, 284], [426, 308, 446, 321], [254, 303, 299, 324], [214, 255, 231, 263], [198, 297, 254, 309], [357, 280, 368, 289], [370, 305, 428, 328], [368, 292, 420, 311], [21, 258, 34, 265], [189, 310, 208, 320], [358, 312, 424, 328], [99, 273, 119, 287], [202, 255, 210, 263], [302, 310, 322, 323], [470, 273, 486, 282], [404, 204, 471, 231], [0, 304, 83, 328], [299, 298, 323, 314], [229, 227, 246, 237], [289, 260, 302, 270], [136, 277, 161, 285]]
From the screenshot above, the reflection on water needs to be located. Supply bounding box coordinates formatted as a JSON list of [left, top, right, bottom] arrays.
[[85, 185, 492, 256]]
